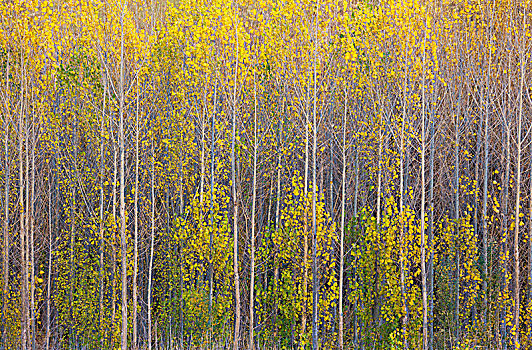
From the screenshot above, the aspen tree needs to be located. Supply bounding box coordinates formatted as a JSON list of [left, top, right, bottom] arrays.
[[338, 85, 347, 350], [250, 68, 258, 350], [428, 68, 436, 350], [19, 55, 27, 350], [399, 43, 409, 350], [46, 162, 53, 350], [453, 84, 461, 346], [529, 95, 532, 348], [133, 74, 140, 350], [374, 90, 383, 330], [302, 55, 310, 347], [353, 110, 360, 349], [179, 159, 184, 350], [200, 82, 207, 206], [501, 27, 512, 349], [208, 83, 217, 345], [2, 48, 9, 349], [273, 82, 285, 346], [329, 108, 334, 223], [421, 21, 428, 350], [481, 4, 493, 323], [29, 104, 36, 350], [118, 0, 128, 346], [512, 7, 527, 347], [232, 11, 241, 349], [98, 61, 108, 349], [111, 93, 117, 346], [148, 134, 156, 350], [311, 0, 319, 345], [69, 76, 77, 349]]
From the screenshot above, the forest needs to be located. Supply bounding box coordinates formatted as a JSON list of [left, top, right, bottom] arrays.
[[0, 0, 531, 349]]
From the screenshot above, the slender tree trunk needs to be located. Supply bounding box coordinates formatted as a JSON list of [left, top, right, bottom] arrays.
[[454, 88, 461, 345], [133, 74, 140, 350], [208, 83, 217, 345], [529, 113, 532, 347], [338, 86, 347, 350], [179, 158, 184, 350], [481, 15, 492, 323], [200, 85, 207, 206], [375, 109, 383, 329], [420, 25, 428, 350], [29, 107, 35, 350], [2, 49, 10, 350], [99, 65, 107, 349], [273, 91, 284, 346], [428, 46, 436, 350], [46, 165, 53, 350], [69, 100, 78, 348], [232, 20, 241, 349], [501, 41, 512, 350], [249, 72, 258, 350], [111, 115, 117, 346], [302, 86, 309, 347], [118, 2, 128, 347], [353, 118, 360, 348], [513, 11, 526, 346], [148, 138, 156, 350], [19, 67, 27, 350], [399, 54, 409, 350], [311, 4, 320, 347]]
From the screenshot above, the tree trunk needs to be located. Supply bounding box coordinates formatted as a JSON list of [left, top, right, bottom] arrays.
[[19, 71, 27, 350], [99, 64, 108, 349], [399, 53, 409, 350], [133, 74, 140, 350], [148, 138, 156, 350], [338, 86, 347, 350], [249, 72, 258, 350], [208, 83, 217, 344], [420, 25, 428, 350], [29, 107, 36, 350], [513, 11, 526, 346], [2, 49, 10, 350], [118, 2, 128, 348], [311, 7, 319, 347], [46, 165, 53, 350], [481, 12, 492, 323], [232, 23, 241, 350]]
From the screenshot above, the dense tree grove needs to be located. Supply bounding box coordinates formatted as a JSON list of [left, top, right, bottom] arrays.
[[1, 0, 532, 348]]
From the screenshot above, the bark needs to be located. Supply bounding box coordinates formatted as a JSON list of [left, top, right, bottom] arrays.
[[249, 72, 258, 350], [421, 25, 428, 350], [399, 53, 409, 350], [232, 20, 241, 350], [99, 64, 107, 348], [46, 166, 52, 350], [148, 138, 156, 350], [118, 2, 128, 347], [2, 49, 10, 349], [19, 64, 27, 350], [428, 37, 437, 350], [481, 11, 492, 322], [453, 83, 461, 345], [338, 86, 347, 350], [29, 105, 35, 350], [501, 40, 512, 350], [133, 74, 139, 350], [513, 10, 526, 346], [208, 83, 217, 343], [311, 11, 319, 348]]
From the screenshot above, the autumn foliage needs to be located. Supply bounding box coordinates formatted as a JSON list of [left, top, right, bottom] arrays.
[[0, 0, 531, 349]]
